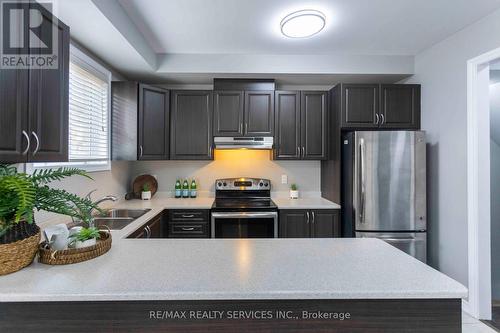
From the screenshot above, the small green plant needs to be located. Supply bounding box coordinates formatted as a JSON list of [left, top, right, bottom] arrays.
[[142, 183, 151, 192], [0, 164, 100, 238], [69, 227, 101, 244], [290, 184, 298, 191]]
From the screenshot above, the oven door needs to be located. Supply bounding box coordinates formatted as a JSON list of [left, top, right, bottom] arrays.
[[211, 212, 278, 238]]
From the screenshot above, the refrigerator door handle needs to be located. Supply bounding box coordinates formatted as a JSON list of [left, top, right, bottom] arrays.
[[359, 138, 366, 223]]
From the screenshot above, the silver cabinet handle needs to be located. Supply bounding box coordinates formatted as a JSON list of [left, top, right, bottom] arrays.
[[239, 123, 243, 134], [375, 114, 380, 125], [31, 131, 40, 156], [139, 145, 143, 158], [145, 225, 151, 238], [302, 147, 305, 158], [380, 114, 385, 124], [245, 123, 248, 134], [297, 146, 300, 157], [181, 214, 195, 218], [181, 227, 195, 231], [306, 211, 310, 224], [359, 138, 366, 223], [312, 211, 315, 224], [21, 130, 30, 155]]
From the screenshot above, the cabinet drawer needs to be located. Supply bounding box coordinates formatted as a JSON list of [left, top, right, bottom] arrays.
[[168, 222, 209, 238], [169, 210, 208, 222]]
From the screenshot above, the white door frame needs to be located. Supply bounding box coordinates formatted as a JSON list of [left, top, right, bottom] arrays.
[[465, 47, 500, 319]]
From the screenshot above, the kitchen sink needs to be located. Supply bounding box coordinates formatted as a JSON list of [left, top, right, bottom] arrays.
[[93, 217, 136, 230], [100, 209, 151, 219]]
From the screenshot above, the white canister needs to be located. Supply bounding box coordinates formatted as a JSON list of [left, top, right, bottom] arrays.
[[74, 238, 97, 249], [290, 190, 299, 199], [141, 191, 152, 200]]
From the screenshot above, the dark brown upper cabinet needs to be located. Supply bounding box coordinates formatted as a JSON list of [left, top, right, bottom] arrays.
[[274, 91, 301, 159], [213, 89, 274, 138], [170, 90, 213, 160], [0, 5, 69, 163], [244, 91, 274, 136], [111, 82, 169, 161], [340, 83, 420, 130], [213, 90, 244, 136], [273, 91, 328, 160], [279, 209, 340, 238], [301, 91, 328, 160], [379, 84, 421, 129], [341, 84, 379, 128], [138, 85, 170, 160]]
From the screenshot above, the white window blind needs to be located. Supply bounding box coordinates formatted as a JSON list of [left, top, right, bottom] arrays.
[[68, 61, 109, 162]]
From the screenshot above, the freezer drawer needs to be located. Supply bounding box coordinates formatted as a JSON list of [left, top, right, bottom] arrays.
[[356, 232, 427, 263]]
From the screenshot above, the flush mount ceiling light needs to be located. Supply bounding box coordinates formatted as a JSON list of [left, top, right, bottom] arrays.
[[280, 9, 326, 38]]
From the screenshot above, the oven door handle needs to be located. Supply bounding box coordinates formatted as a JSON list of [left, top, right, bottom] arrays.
[[211, 212, 278, 219]]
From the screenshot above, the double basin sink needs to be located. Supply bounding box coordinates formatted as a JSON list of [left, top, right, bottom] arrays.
[[93, 209, 151, 230]]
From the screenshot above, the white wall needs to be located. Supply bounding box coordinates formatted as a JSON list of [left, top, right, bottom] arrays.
[[491, 82, 500, 301], [404, 8, 500, 288], [129, 150, 320, 196]]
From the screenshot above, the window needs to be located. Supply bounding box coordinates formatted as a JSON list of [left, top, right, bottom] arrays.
[[31, 45, 112, 172]]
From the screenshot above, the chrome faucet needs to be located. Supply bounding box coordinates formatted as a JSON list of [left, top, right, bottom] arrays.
[[85, 189, 118, 215]]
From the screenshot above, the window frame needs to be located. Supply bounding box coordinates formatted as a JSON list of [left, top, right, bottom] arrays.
[[28, 44, 113, 173]]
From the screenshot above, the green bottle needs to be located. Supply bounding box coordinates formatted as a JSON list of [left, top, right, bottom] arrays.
[[190, 179, 197, 198], [175, 180, 181, 198], [182, 179, 189, 198]]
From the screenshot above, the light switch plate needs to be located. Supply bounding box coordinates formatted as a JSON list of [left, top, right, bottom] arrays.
[[281, 174, 288, 184]]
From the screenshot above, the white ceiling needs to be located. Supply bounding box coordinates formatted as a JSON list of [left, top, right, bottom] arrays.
[[118, 0, 500, 55], [54, 0, 500, 84]]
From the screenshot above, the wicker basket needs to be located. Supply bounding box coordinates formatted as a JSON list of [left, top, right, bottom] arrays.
[[38, 230, 112, 265], [0, 222, 41, 276]]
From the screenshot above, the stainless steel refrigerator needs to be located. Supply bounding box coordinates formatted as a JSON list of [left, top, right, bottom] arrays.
[[341, 131, 427, 262]]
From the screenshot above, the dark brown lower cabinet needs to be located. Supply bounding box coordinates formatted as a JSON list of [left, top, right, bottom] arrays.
[[279, 209, 340, 238], [167, 209, 210, 238], [127, 212, 164, 239]]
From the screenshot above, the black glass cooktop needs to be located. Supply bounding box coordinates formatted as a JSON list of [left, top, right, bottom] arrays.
[[211, 199, 277, 211]]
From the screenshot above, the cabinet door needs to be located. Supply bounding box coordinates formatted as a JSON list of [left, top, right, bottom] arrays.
[[380, 84, 421, 129], [279, 210, 310, 238], [148, 214, 163, 238], [0, 68, 29, 163], [244, 91, 274, 136], [311, 210, 340, 238], [213, 91, 244, 136], [274, 91, 301, 160], [28, 10, 69, 162], [138, 84, 169, 160], [341, 84, 379, 128], [301, 91, 328, 160], [170, 90, 213, 160]]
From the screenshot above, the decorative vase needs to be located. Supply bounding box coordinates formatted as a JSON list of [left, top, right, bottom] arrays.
[[74, 238, 97, 249], [290, 190, 299, 199], [141, 191, 152, 200], [0, 220, 41, 275]]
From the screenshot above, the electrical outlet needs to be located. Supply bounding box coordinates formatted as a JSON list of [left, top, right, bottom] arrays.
[[281, 174, 288, 184]]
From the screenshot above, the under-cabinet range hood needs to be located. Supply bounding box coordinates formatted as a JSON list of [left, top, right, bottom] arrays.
[[214, 137, 273, 150]]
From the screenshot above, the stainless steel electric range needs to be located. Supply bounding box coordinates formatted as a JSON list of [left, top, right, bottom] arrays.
[[211, 178, 278, 238]]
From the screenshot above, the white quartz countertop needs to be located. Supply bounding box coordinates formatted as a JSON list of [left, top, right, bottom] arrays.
[[0, 236, 466, 302], [273, 197, 341, 209]]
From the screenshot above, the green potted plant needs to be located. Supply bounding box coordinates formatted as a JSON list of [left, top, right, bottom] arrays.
[[0, 164, 98, 275], [68, 227, 101, 249], [141, 183, 151, 200], [290, 183, 299, 199]]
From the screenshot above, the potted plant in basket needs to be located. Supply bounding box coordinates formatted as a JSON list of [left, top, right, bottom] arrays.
[[69, 227, 101, 249], [0, 164, 99, 275]]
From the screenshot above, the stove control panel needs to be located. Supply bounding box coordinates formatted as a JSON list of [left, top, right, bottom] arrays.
[[215, 178, 271, 191]]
